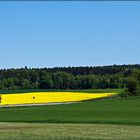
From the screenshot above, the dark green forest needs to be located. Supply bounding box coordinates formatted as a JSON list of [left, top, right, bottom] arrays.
[[0, 64, 140, 90]]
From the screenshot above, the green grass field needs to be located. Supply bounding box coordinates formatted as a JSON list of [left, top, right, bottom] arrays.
[[0, 96, 140, 125], [0, 123, 140, 140], [0, 89, 140, 139]]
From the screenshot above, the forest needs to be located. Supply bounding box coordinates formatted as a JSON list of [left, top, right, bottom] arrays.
[[0, 64, 140, 90]]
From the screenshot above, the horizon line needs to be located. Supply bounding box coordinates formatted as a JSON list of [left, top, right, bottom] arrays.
[[0, 63, 140, 70]]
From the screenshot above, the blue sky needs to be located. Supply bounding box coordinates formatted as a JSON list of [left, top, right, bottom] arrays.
[[0, 1, 140, 69]]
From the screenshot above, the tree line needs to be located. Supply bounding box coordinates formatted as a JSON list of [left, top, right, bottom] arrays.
[[0, 64, 140, 90], [121, 69, 140, 97]]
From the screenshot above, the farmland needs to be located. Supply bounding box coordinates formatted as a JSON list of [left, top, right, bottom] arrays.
[[0, 91, 117, 105], [0, 94, 140, 139], [0, 95, 140, 125], [0, 123, 140, 140]]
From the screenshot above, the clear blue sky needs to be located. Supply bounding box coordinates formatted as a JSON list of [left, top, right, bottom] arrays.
[[0, 1, 140, 69]]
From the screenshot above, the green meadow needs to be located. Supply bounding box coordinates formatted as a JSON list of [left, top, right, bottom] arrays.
[[0, 89, 140, 139], [0, 123, 140, 140], [0, 95, 140, 125]]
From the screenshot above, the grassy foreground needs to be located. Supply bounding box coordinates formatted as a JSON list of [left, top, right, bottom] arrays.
[[0, 122, 140, 140], [0, 96, 140, 125]]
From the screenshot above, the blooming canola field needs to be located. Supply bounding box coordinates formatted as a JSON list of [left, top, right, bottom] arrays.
[[0, 92, 117, 105]]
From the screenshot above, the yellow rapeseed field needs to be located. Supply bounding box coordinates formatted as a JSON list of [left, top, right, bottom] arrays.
[[0, 92, 116, 105]]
